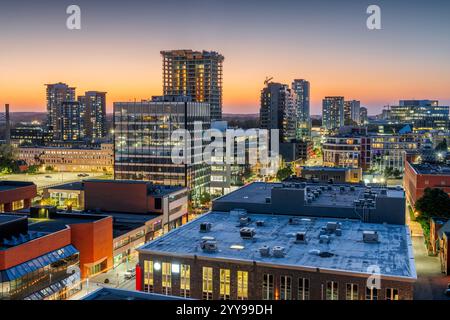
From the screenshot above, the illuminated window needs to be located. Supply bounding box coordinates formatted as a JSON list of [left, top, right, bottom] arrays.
[[346, 283, 359, 300], [237, 271, 248, 300], [280, 276, 292, 300], [326, 281, 338, 300], [298, 278, 310, 300], [180, 264, 190, 298], [12, 200, 24, 211], [0, 204, 4, 213], [262, 274, 274, 300], [366, 287, 378, 300], [143, 260, 154, 293], [386, 288, 399, 300], [202, 267, 213, 300], [219, 269, 230, 300], [162, 262, 171, 295]]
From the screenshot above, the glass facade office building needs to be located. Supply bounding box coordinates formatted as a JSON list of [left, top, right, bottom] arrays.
[[114, 98, 211, 202]]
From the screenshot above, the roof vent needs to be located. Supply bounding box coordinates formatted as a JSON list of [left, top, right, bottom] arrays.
[[272, 246, 286, 258], [380, 189, 387, 196], [265, 197, 271, 203], [319, 235, 331, 244], [363, 231, 379, 243], [259, 245, 270, 257], [200, 239, 218, 252], [199, 222, 212, 233], [240, 227, 256, 239], [256, 220, 265, 227], [326, 222, 339, 232], [289, 218, 300, 225], [295, 232, 307, 244]]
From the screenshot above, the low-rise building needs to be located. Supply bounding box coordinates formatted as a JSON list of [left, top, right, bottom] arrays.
[[17, 143, 113, 173], [297, 166, 362, 184], [212, 182, 406, 225], [136, 210, 416, 300], [0, 181, 37, 212], [404, 160, 450, 208]]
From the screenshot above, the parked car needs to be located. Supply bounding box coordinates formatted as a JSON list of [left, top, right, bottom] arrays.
[[45, 176, 52, 178], [124, 269, 136, 280]]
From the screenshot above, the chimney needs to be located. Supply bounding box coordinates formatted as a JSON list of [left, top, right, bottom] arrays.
[[5, 104, 11, 145]]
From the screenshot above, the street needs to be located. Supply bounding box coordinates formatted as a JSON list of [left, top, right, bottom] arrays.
[[412, 235, 450, 300]]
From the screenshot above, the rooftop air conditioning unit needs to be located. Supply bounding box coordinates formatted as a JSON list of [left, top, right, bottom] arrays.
[[326, 222, 338, 232], [340, 186, 345, 193], [363, 231, 379, 243], [265, 197, 271, 203], [256, 220, 265, 227], [240, 227, 256, 239], [259, 245, 270, 257], [199, 222, 212, 233], [272, 246, 285, 258], [239, 217, 250, 226], [350, 186, 355, 192], [200, 239, 218, 252], [289, 218, 299, 225], [380, 189, 387, 196], [295, 232, 307, 243], [335, 228, 342, 236]]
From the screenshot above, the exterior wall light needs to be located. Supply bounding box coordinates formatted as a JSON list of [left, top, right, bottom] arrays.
[[154, 262, 161, 271], [171, 264, 180, 273]]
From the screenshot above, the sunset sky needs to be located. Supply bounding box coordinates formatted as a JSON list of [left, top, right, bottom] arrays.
[[1, 0, 450, 115]]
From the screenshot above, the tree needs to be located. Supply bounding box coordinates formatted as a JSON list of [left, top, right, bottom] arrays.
[[276, 165, 293, 181], [0, 144, 18, 173], [199, 192, 211, 206], [435, 138, 448, 152], [415, 188, 450, 220]]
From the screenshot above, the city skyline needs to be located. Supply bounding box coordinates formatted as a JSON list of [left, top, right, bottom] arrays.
[[2, 0, 450, 115]]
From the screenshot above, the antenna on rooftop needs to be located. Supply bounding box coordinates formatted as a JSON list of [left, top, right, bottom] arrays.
[[264, 76, 273, 86]]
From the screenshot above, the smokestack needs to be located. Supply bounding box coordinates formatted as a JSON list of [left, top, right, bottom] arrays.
[[5, 104, 11, 145]]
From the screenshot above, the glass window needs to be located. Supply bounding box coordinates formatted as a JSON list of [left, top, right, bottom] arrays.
[[386, 288, 399, 300], [326, 281, 339, 300], [143, 260, 154, 293], [346, 283, 358, 300], [366, 287, 378, 300], [298, 278, 310, 300], [162, 262, 171, 295], [180, 264, 190, 298], [280, 276, 292, 300], [262, 274, 274, 300], [237, 271, 248, 300], [202, 267, 213, 300], [219, 269, 230, 300]]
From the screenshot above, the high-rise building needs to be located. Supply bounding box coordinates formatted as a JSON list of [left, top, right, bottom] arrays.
[[322, 97, 345, 130], [58, 101, 85, 141], [161, 50, 224, 121], [113, 96, 211, 202], [344, 100, 361, 125], [46, 83, 76, 140], [386, 100, 449, 130], [78, 91, 107, 142], [260, 82, 297, 143], [291, 79, 310, 139], [360, 106, 368, 125]]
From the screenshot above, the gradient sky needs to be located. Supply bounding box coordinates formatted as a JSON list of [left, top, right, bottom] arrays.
[[1, 0, 450, 115]]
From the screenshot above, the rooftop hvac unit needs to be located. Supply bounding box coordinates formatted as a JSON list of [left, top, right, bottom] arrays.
[[363, 231, 379, 243], [340, 186, 345, 193], [350, 186, 355, 192], [319, 235, 331, 244], [295, 232, 307, 243], [200, 239, 218, 252], [335, 228, 342, 236], [289, 218, 300, 225], [240, 227, 256, 239], [301, 183, 307, 188], [199, 222, 212, 233], [320, 186, 326, 191], [239, 217, 250, 226], [259, 245, 270, 257], [272, 246, 285, 258], [326, 222, 339, 232], [256, 220, 265, 227], [265, 197, 271, 203], [309, 249, 321, 256], [327, 186, 333, 191], [380, 189, 388, 196]]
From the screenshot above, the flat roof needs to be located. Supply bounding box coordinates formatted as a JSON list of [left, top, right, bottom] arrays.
[[0, 214, 26, 225], [81, 287, 188, 300], [139, 211, 416, 280], [28, 214, 105, 233], [85, 179, 186, 196], [410, 163, 450, 175], [215, 182, 405, 206], [0, 181, 35, 192], [46, 181, 83, 191]]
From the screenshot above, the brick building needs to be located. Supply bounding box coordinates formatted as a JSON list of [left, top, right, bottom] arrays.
[[0, 181, 37, 212]]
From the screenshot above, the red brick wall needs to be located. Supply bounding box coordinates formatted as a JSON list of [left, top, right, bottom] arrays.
[[69, 216, 113, 278], [0, 228, 71, 270], [84, 181, 149, 213], [0, 184, 37, 209]]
